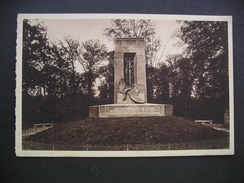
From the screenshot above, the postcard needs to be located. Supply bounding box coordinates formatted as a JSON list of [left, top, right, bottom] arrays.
[[16, 14, 234, 157]]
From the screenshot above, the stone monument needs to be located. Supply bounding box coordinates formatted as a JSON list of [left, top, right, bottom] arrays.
[[89, 38, 173, 118]]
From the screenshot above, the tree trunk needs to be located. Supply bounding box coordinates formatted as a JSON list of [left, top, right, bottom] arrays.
[[87, 71, 93, 105]]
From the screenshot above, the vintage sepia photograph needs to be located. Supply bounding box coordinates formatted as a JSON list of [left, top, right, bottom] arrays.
[[15, 14, 234, 157]]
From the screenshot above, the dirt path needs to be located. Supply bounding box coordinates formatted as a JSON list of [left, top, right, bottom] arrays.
[[203, 124, 229, 132], [22, 126, 52, 139]]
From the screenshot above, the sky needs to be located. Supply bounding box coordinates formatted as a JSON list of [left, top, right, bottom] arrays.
[[38, 18, 183, 71], [29, 18, 184, 96]]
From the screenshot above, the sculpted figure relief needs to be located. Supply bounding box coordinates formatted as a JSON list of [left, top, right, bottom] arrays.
[[119, 78, 144, 104]]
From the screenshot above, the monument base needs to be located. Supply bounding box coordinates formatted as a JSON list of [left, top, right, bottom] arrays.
[[89, 103, 173, 118]]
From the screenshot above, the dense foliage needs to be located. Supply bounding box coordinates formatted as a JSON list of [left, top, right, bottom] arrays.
[[22, 19, 229, 128], [22, 20, 107, 128], [166, 21, 229, 122]]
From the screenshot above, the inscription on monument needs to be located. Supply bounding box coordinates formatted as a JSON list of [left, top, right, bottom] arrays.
[[106, 106, 160, 115]]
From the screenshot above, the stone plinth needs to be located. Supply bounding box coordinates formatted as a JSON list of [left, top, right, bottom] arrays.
[[89, 103, 173, 118]]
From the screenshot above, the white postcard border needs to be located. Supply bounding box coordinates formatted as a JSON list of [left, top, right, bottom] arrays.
[[16, 14, 234, 157]]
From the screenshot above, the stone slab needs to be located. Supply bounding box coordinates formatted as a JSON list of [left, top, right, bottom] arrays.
[[89, 103, 173, 118]]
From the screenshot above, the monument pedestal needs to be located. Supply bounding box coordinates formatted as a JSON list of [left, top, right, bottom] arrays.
[[89, 103, 173, 118]]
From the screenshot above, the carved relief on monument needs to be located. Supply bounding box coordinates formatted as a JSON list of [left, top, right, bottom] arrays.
[[119, 78, 144, 104], [117, 52, 144, 104], [124, 53, 136, 87]]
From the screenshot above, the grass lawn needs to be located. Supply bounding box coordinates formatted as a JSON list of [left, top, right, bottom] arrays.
[[25, 116, 228, 146]]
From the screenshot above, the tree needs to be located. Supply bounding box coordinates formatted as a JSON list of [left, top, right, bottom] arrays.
[[22, 20, 54, 126], [22, 19, 50, 96], [58, 38, 81, 94], [177, 21, 228, 99], [78, 39, 107, 104], [167, 20, 229, 122], [22, 20, 92, 125], [156, 63, 170, 103], [104, 19, 161, 67], [49, 43, 73, 98], [97, 51, 114, 104], [166, 54, 194, 117]]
